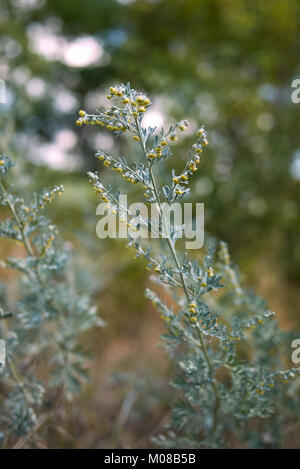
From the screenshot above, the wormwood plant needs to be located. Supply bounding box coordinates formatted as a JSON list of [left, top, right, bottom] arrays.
[[78, 83, 300, 448], [0, 156, 103, 448]]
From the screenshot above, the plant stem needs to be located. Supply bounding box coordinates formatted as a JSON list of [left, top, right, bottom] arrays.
[[135, 119, 220, 434], [0, 180, 38, 399], [0, 181, 50, 292], [0, 180, 50, 310], [0, 181, 34, 257]]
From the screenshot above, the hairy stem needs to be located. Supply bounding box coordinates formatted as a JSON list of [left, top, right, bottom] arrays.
[[135, 119, 220, 434]]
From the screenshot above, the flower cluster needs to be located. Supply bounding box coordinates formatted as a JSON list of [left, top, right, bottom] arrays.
[[77, 84, 210, 207], [76, 83, 152, 137], [171, 126, 209, 198]]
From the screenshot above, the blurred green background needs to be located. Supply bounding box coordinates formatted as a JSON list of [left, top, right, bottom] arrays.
[[0, 0, 300, 448]]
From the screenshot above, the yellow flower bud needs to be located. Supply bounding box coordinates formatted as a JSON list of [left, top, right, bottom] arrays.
[[94, 188, 103, 194], [189, 163, 197, 172]]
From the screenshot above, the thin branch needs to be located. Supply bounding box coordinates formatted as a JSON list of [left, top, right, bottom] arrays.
[[134, 117, 220, 435]]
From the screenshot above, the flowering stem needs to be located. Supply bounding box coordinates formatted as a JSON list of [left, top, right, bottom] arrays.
[[134, 119, 220, 435]]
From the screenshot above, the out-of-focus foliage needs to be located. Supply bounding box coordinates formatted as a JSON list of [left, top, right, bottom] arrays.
[[1, 0, 300, 289], [0, 156, 103, 447]]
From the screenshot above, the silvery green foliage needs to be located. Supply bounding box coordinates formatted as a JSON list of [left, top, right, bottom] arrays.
[[79, 83, 300, 448], [0, 156, 103, 447]]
